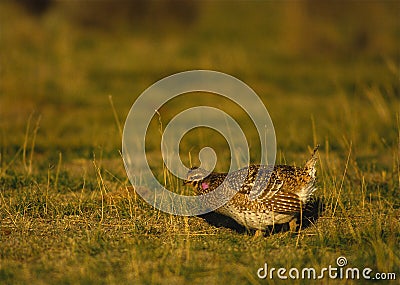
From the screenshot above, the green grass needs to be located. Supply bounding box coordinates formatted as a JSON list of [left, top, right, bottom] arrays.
[[1, 1, 399, 284]]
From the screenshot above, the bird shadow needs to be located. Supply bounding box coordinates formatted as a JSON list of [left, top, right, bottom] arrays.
[[197, 197, 326, 236]]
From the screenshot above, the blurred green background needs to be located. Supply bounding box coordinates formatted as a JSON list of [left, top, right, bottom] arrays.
[[1, 0, 398, 166]]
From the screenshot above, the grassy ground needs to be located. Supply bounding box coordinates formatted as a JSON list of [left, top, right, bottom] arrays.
[[1, 1, 399, 284]]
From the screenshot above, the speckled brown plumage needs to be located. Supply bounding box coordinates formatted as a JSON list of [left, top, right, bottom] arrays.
[[184, 145, 319, 230]]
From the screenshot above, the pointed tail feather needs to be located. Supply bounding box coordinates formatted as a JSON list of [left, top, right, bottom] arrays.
[[305, 145, 319, 169]]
